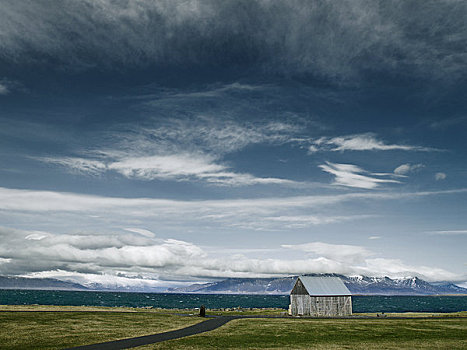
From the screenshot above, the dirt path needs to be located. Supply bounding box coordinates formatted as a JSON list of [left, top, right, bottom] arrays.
[[65, 316, 237, 350]]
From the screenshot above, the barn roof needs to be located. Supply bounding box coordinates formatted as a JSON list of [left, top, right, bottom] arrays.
[[297, 276, 351, 296]]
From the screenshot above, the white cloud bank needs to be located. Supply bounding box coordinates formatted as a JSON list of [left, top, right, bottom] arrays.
[[0, 227, 460, 285], [0, 187, 465, 285]]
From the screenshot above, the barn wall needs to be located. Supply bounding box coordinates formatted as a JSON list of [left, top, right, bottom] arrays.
[[290, 294, 311, 315], [290, 295, 352, 316]]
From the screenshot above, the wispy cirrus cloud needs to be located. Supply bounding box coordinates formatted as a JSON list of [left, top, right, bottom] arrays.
[[393, 163, 424, 175], [35, 117, 437, 188], [108, 153, 224, 180], [429, 116, 467, 129], [1, 1, 466, 82], [36, 116, 304, 186], [0, 83, 9, 95], [0, 186, 465, 236], [0, 78, 21, 95], [223, 214, 375, 231], [161, 82, 264, 99], [131, 116, 301, 155], [435, 172, 447, 181], [1, 186, 465, 214], [38, 153, 296, 187], [429, 230, 467, 235], [0, 186, 371, 232], [282, 242, 373, 265], [309, 134, 435, 153], [319, 161, 400, 189], [106, 152, 296, 186], [123, 228, 156, 238], [38, 157, 107, 176]]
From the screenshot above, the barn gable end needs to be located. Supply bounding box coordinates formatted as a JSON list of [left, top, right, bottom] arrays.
[[291, 277, 308, 295]]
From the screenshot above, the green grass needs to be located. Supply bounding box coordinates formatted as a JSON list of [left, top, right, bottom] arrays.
[[355, 311, 467, 318], [0, 306, 202, 349], [204, 308, 287, 316], [1, 306, 466, 349], [145, 317, 467, 349]]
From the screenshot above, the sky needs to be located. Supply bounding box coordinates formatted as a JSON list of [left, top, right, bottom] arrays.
[[0, 0, 466, 289]]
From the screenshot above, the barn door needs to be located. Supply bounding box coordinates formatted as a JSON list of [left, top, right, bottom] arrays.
[[297, 297, 304, 315]]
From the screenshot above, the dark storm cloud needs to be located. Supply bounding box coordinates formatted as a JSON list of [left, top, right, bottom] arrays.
[[1, 0, 466, 81]]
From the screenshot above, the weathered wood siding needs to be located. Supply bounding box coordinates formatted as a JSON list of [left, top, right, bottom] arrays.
[[291, 278, 308, 295], [290, 295, 352, 316]]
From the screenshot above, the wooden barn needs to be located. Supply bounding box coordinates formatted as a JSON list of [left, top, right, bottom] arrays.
[[289, 276, 352, 317]]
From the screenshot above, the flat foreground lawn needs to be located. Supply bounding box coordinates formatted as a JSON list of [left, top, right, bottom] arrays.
[[146, 317, 467, 349], [0, 307, 202, 349], [1, 306, 466, 349]]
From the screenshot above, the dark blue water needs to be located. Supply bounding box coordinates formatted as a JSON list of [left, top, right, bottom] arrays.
[[0, 290, 466, 313]]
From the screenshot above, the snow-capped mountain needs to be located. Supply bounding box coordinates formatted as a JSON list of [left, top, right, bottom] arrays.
[[0, 276, 166, 292], [167, 277, 296, 294], [1, 274, 466, 295], [167, 274, 467, 295], [0, 276, 88, 291]]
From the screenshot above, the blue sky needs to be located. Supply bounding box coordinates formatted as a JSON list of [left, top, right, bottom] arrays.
[[0, 0, 466, 288]]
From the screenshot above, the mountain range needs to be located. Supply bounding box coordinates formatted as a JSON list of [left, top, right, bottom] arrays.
[[0, 276, 88, 291], [166, 274, 467, 295], [1, 274, 466, 295]]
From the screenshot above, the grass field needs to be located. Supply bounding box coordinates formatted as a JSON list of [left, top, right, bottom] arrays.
[[0, 306, 466, 349], [0, 306, 202, 349], [146, 317, 467, 349]]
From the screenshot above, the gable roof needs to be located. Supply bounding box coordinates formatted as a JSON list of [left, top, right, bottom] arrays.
[[297, 276, 351, 296]]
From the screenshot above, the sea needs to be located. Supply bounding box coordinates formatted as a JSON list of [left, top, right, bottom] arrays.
[[1, 290, 466, 313]]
